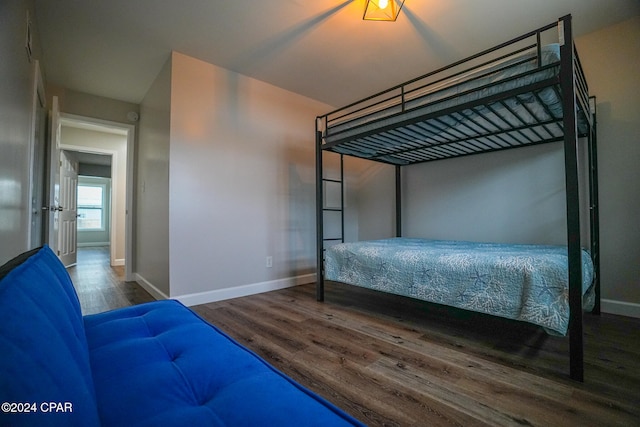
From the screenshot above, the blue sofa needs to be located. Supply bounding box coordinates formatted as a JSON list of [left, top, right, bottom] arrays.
[[0, 245, 365, 427]]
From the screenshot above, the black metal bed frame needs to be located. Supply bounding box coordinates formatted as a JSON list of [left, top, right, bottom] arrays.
[[315, 15, 600, 382]]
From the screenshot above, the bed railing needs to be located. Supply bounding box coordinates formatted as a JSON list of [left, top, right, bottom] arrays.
[[320, 22, 561, 132], [318, 15, 592, 154]]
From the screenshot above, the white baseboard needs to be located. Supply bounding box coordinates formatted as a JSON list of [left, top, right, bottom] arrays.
[[601, 298, 640, 319], [134, 273, 169, 301], [112, 258, 124, 267], [173, 273, 317, 307]]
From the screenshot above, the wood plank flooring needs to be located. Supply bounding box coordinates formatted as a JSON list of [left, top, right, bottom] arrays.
[[192, 283, 640, 427], [67, 246, 154, 315], [69, 252, 639, 426]]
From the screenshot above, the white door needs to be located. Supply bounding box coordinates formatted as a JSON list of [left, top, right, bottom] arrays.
[[29, 60, 47, 249], [30, 102, 47, 248], [58, 150, 78, 267], [45, 96, 61, 255]]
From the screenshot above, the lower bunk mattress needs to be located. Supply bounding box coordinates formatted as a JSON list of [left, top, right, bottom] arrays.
[[324, 238, 594, 335]]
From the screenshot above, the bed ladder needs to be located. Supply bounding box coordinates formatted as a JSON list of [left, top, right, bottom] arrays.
[[321, 155, 345, 250], [316, 129, 345, 301]]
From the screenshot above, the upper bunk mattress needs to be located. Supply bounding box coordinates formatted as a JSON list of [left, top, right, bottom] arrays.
[[325, 45, 562, 142], [324, 238, 594, 335], [323, 44, 588, 164]]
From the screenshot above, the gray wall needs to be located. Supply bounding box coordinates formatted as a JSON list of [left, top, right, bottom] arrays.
[[0, 0, 42, 263], [136, 57, 171, 297], [354, 163, 396, 242], [79, 163, 111, 178], [47, 85, 139, 126], [576, 17, 640, 312], [167, 52, 331, 301], [404, 143, 570, 245]]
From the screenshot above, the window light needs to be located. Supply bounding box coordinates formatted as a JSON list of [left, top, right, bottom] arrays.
[[363, 0, 406, 21], [77, 184, 106, 231]]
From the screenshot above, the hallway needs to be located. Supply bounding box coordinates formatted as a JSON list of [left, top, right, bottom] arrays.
[[67, 246, 154, 315]]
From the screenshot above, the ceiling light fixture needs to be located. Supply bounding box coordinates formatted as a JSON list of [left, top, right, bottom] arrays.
[[363, 0, 405, 22]]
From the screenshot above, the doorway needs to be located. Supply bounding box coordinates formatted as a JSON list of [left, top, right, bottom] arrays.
[[62, 151, 113, 257], [57, 115, 135, 281]]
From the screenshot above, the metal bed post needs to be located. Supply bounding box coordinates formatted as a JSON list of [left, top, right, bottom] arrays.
[[589, 97, 601, 315], [341, 154, 345, 246], [559, 14, 584, 382], [396, 165, 402, 237], [315, 125, 324, 302]]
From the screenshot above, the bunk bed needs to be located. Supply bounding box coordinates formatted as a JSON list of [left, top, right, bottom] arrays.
[[315, 15, 600, 382]]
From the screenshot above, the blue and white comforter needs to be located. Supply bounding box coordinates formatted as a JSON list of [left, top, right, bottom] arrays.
[[324, 238, 594, 335]]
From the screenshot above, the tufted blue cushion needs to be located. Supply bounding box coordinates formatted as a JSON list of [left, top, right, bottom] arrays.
[[84, 300, 364, 427], [0, 245, 101, 427], [0, 245, 364, 427]]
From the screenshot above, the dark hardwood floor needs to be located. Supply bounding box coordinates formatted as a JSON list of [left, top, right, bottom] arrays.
[[193, 283, 640, 427], [67, 246, 154, 315], [68, 252, 640, 425]]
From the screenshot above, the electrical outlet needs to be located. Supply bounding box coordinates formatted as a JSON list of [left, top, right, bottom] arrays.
[[266, 256, 273, 268]]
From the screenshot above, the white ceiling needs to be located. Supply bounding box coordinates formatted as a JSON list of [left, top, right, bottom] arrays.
[[33, 0, 639, 108]]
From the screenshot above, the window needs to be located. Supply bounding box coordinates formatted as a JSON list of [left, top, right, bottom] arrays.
[[77, 183, 106, 230]]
